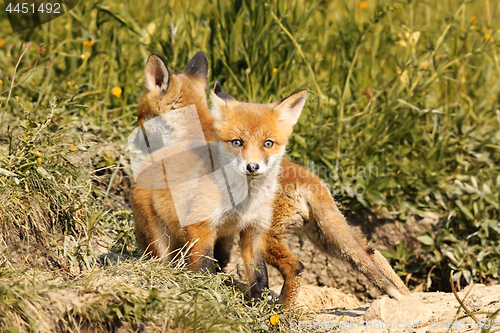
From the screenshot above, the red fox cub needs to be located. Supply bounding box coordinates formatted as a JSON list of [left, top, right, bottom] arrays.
[[131, 51, 409, 304], [210, 91, 411, 304], [130, 51, 307, 299]]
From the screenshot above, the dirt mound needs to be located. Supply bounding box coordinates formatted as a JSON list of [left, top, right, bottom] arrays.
[[277, 285, 362, 311], [308, 284, 500, 333]]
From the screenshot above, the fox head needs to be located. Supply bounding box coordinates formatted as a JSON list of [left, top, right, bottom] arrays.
[[137, 51, 214, 140], [210, 82, 307, 178]]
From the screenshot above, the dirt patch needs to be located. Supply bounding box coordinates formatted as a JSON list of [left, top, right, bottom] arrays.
[[306, 284, 500, 333]]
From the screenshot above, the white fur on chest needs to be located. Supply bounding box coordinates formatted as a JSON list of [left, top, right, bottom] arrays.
[[214, 165, 280, 235]]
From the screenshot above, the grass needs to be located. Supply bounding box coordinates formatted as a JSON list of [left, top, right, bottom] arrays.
[[0, 0, 500, 331], [0, 257, 285, 332]]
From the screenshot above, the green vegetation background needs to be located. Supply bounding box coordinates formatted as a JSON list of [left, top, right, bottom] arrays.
[[0, 0, 499, 331]]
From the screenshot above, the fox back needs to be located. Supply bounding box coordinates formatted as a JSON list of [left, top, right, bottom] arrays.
[[131, 52, 215, 259]]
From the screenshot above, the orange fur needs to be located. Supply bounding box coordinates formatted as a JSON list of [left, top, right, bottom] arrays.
[[184, 221, 216, 271], [131, 52, 305, 300], [131, 52, 409, 305], [263, 159, 410, 304], [131, 53, 211, 262]]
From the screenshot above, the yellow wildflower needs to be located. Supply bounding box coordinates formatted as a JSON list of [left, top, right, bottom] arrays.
[[70, 146, 75, 152], [1, 176, 5, 182], [67, 81, 71, 86], [31, 82, 35, 85], [470, 16, 477, 25], [272, 67, 278, 73], [0, 79, 3, 85], [41, 102, 45, 106], [74, 84, 79, 89], [83, 40, 94, 48], [484, 27, 491, 42], [0, 38, 4, 48], [111, 87, 122, 98], [360, 1, 368, 9], [36, 157, 42, 163], [270, 314, 279, 325]]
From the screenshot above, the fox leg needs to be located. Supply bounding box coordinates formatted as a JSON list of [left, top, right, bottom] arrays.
[[354, 234, 410, 295], [265, 234, 304, 304], [184, 221, 217, 272], [131, 186, 173, 259], [240, 227, 269, 300], [214, 234, 234, 271]]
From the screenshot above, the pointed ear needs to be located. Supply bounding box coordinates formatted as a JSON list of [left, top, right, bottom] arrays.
[[210, 82, 235, 124], [145, 54, 170, 93], [183, 51, 209, 84], [214, 81, 236, 101], [273, 90, 308, 127]]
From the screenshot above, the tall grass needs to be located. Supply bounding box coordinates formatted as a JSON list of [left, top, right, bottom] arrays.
[[0, 0, 499, 327]]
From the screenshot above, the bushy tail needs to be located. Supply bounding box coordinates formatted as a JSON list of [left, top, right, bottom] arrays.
[[302, 194, 409, 298]]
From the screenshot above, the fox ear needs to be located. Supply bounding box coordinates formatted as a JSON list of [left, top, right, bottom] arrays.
[[214, 81, 236, 101], [210, 82, 235, 123], [184, 51, 209, 84], [273, 90, 307, 127], [145, 54, 170, 93]]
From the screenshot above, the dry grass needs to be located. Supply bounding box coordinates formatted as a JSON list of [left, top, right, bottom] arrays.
[[0, 256, 288, 332], [0, 98, 292, 332]]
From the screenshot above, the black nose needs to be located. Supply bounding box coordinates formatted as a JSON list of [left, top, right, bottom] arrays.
[[246, 163, 259, 173]]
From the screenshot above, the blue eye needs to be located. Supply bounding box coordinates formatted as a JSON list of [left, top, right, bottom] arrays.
[[232, 139, 243, 147], [263, 140, 274, 148]]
